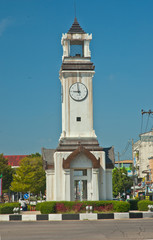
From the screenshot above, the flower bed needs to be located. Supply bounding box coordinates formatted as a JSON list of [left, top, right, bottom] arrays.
[[37, 201, 130, 214]]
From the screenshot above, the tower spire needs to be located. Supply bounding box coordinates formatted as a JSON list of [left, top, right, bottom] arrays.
[[74, 0, 76, 18], [68, 17, 86, 34]]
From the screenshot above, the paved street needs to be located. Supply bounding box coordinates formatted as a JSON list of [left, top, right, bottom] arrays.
[[0, 219, 153, 240]]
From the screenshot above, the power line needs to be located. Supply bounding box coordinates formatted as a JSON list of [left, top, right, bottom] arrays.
[[141, 109, 153, 115], [134, 109, 153, 151], [141, 109, 153, 133], [145, 114, 150, 132], [115, 140, 132, 159], [119, 140, 131, 157]]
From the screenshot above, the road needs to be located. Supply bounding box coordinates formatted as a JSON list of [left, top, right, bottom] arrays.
[[0, 219, 153, 240]]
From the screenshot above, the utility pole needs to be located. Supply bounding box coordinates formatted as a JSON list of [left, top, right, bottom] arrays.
[[118, 152, 120, 199], [118, 152, 120, 170], [132, 139, 135, 198], [141, 109, 153, 133], [0, 174, 2, 202], [141, 109, 153, 115]]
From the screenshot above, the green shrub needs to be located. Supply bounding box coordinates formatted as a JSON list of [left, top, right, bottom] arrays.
[[138, 200, 153, 211], [0, 206, 14, 214], [113, 201, 130, 212], [127, 199, 139, 210], [39, 201, 56, 214], [36, 202, 42, 211], [0, 202, 20, 214]]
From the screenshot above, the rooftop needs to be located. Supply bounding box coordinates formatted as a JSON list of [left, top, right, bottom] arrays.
[[115, 160, 133, 164], [68, 18, 86, 34], [4, 155, 27, 167]]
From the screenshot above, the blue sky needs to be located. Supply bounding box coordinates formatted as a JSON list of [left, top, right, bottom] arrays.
[[0, 0, 153, 160]]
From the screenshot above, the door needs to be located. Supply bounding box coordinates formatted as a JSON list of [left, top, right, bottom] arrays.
[[74, 180, 87, 201], [73, 169, 88, 201]]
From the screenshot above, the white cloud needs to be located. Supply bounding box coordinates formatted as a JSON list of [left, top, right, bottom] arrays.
[[0, 17, 13, 37]]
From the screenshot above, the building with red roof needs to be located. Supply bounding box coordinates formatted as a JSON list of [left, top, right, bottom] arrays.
[[4, 155, 27, 168]]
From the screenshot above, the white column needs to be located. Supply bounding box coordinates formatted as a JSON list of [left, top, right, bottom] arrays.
[[64, 169, 71, 201], [46, 169, 55, 201], [99, 167, 107, 200], [54, 152, 64, 201], [84, 40, 91, 57], [92, 168, 99, 200], [106, 170, 113, 200], [87, 169, 92, 200], [99, 151, 106, 200]]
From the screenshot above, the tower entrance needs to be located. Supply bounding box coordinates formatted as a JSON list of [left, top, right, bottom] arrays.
[[73, 169, 88, 201], [74, 180, 87, 201]]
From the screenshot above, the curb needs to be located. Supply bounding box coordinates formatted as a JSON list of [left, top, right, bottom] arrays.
[[0, 212, 153, 221]]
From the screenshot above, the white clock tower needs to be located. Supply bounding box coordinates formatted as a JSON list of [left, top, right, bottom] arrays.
[[60, 17, 96, 139], [42, 18, 114, 201]]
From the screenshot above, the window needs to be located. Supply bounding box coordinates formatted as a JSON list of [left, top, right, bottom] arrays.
[[70, 41, 83, 57], [76, 117, 81, 122], [74, 169, 87, 176]]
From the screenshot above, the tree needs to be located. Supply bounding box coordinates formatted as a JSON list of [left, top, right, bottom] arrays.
[[113, 167, 133, 198], [0, 154, 15, 191], [10, 153, 46, 195]]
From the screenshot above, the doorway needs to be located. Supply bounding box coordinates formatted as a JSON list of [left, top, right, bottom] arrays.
[[73, 169, 88, 201], [74, 180, 87, 201]]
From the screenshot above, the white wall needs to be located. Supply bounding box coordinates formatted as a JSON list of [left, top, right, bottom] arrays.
[[60, 72, 96, 139], [70, 153, 92, 168], [54, 152, 70, 201], [46, 169, 55, 201]]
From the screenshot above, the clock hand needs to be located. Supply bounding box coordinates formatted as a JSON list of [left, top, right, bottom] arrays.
[[77, 83, 79, 91], [77, 83, 81, 95]]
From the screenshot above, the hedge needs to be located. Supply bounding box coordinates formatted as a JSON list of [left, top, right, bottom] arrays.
[[113, 201, 130, 212], [138, 200, 153, 211], [0, 202, 20, 214], [39, 201, 56, 214], [35, 202, 42, 211], [127, 199, 139, 210], [37, 201, 130, 214]]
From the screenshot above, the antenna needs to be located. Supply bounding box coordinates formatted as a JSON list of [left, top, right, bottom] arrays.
[[74, 0, 76, 18]]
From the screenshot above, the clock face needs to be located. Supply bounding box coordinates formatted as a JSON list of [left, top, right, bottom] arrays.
[[69, 82, 88, 101]]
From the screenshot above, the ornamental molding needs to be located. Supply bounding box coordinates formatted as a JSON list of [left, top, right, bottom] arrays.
[[63, 145, 100, 169]]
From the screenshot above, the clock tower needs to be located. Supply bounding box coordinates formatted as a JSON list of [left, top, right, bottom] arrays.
[[60, 17, 96, 139], [42, 18, 114, 201]]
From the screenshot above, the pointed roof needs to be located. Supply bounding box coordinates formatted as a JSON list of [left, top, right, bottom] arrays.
[[63, 145, 100, 169], [68, 17, 86, 34]]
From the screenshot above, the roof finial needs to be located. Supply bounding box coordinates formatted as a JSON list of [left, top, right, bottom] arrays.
[[74, 0, 76, 18]]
